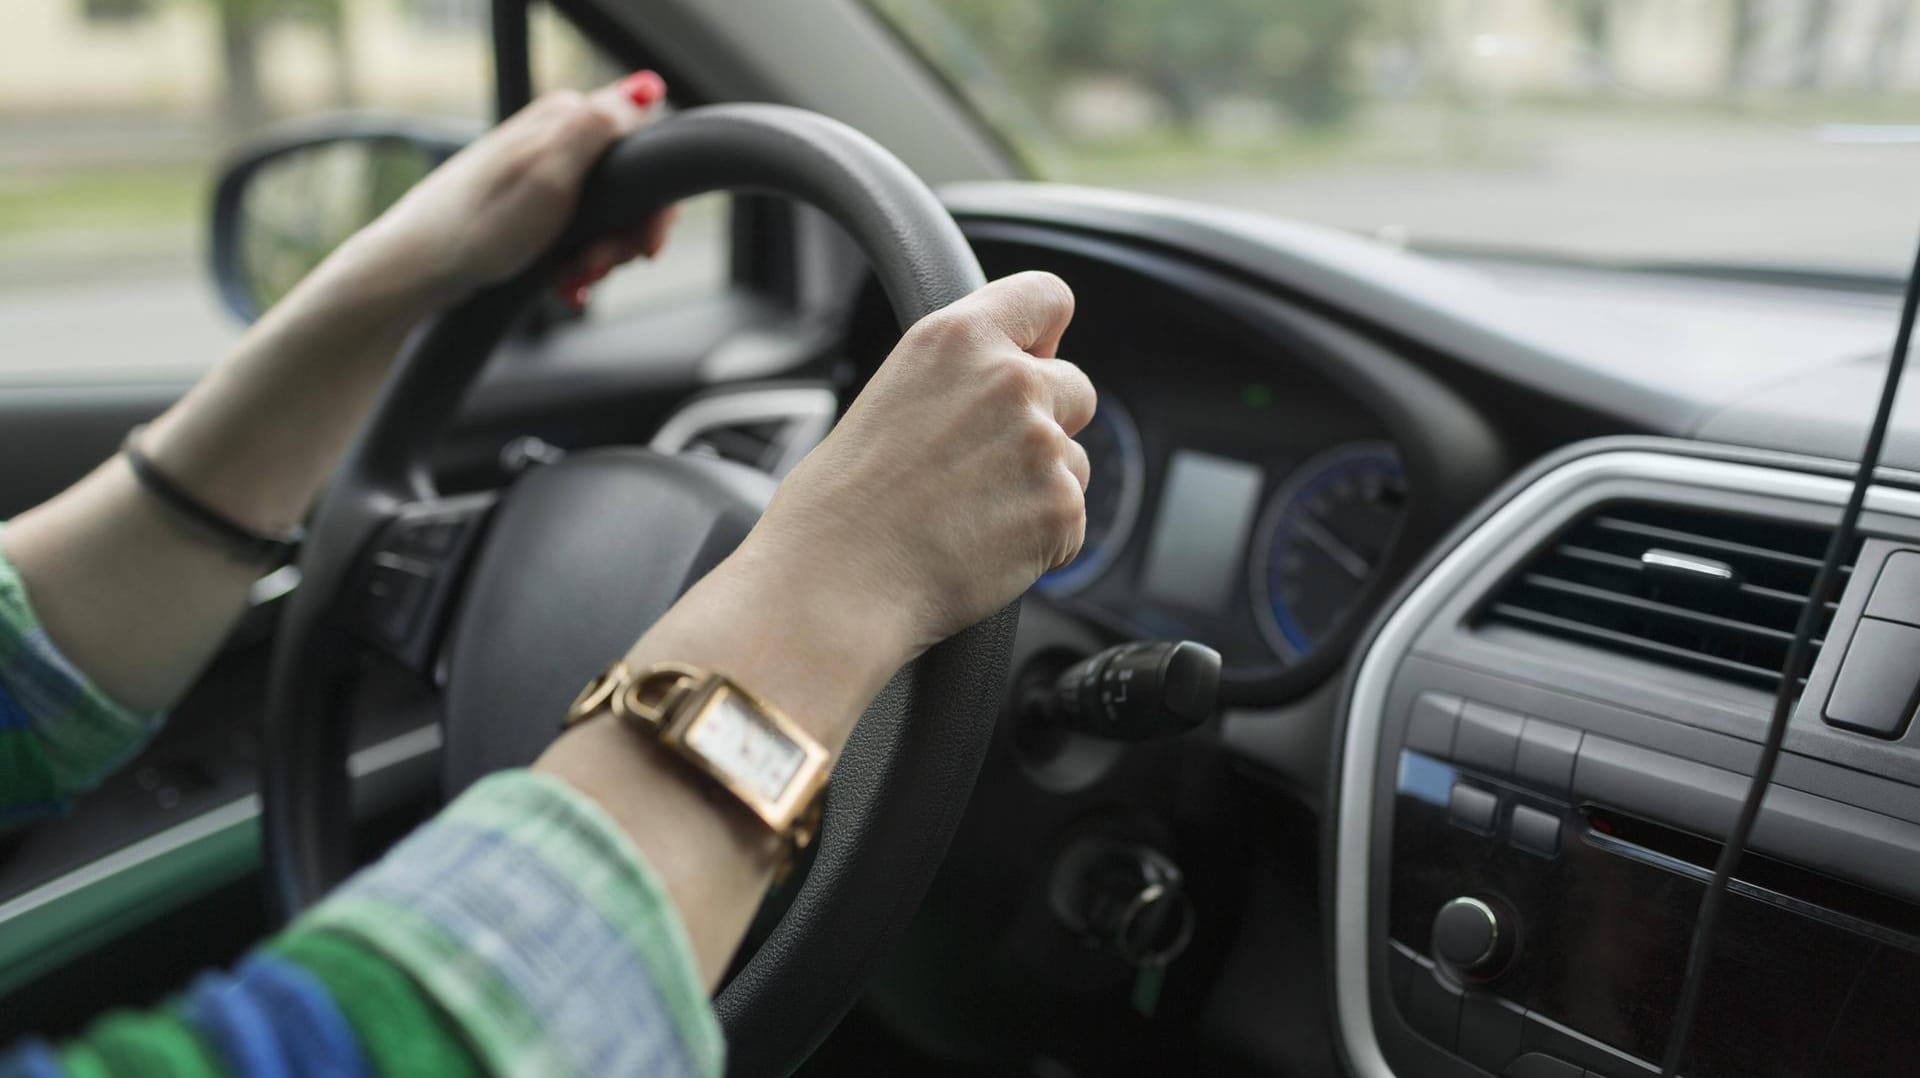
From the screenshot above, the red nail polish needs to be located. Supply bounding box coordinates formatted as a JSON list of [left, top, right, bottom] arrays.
[[570, 283, 592, 309], [620, 70, 666, 108]]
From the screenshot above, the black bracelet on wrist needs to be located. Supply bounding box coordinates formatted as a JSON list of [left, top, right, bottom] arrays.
[[121, 426, 304, 567]]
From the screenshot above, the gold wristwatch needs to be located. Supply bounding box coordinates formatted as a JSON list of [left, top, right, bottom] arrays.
[[564, 661, 830, 871]]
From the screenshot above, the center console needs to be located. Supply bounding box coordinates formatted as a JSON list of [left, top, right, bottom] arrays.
[[1332, 442, 1920, 1078]]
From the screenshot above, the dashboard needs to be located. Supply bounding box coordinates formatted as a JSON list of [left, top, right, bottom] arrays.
[[843, 187, 1920, 1077]]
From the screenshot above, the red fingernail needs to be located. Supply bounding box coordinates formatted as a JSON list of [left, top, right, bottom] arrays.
[[555, 273, 590, 309], [620, 70, 666, 108]]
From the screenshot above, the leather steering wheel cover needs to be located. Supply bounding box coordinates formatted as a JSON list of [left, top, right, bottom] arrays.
[[262, 104, 1002, 1076]]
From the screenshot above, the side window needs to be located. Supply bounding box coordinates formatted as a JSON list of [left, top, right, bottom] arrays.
[[530, 7, 731, 318], [0, 0, 724, 384]]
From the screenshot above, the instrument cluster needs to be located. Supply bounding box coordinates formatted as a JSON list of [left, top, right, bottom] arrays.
[[1035, 369, 1405, 677]]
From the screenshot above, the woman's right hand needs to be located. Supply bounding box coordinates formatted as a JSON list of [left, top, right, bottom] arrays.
[[742, 271, 1094, 660]]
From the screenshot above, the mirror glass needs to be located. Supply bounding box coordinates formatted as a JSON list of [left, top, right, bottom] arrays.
[[235, 138, 439, 316]]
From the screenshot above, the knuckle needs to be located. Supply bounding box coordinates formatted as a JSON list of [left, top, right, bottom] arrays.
[[532, 89, 589, 124], [527, 161, 577, 201], [1043, 475, 1087, 533], [1018, 412, 1062, 457], [538, 90, 613, 142], [989, 358, 1044, 407], [911, 306, 980, 351]]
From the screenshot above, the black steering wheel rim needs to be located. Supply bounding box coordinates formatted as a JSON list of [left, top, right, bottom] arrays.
[[262, 104, 1008, 1076]]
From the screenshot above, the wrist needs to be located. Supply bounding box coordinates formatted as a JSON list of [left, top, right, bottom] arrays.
[[622, 540, 915, 752], [315, 216, 470, 320]]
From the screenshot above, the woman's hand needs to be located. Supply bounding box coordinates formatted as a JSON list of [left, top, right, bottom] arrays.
[[743, 271, 1094, 658], [547, 272, 1093, 984], [349, 71, 677, 309]]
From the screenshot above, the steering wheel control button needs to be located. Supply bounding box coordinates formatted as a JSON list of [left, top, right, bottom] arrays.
[[1508, 804, 1562, 858], [1454, 702, 1525, 777], [1406, 692, 1462, 758], [361, 552, 435, 645], [408, 519, 462, 556], [1823, 618, 1920, 738], [1449, 782, 1499, 834], [1433, 896, 1515, 978], [1515, 718, 1581, 796], [1864, 550, 1920, 626]]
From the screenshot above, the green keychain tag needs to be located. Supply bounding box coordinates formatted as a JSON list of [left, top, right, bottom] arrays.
[[1131, 961, 1166, 1018]]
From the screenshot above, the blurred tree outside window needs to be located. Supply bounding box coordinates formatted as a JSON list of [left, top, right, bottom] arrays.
[[80, 0, 155, 23], [874, 0, 1920, 276], [405, 0, 486, 35]]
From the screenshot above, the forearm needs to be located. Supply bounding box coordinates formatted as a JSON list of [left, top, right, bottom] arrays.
[[533, 535, 912, 988], [0, 226, 442, 714]]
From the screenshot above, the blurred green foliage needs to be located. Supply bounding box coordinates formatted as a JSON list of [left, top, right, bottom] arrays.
[[877, 0, 1368, 131]]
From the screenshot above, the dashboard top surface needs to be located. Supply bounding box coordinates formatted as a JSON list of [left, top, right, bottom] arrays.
[[943, 181, 1911, 470]]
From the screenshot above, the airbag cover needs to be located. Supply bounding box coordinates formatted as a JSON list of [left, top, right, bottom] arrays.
[[441, 447, 776, 794]]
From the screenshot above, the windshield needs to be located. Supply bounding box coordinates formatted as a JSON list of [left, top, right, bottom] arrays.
[[872, 0, 1920, 277]]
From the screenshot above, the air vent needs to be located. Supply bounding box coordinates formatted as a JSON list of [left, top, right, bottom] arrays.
[[649, 387, 838, 479], [682, 418, 790, 471], [1480, 503, 1859, 692]]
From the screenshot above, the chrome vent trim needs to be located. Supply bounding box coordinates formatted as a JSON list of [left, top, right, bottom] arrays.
[[650, 386, 837, 478]]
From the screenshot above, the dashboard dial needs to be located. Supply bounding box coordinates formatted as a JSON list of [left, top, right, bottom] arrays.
[[1036, 390, 1144, 596], [1253, 442, 1406, 659]]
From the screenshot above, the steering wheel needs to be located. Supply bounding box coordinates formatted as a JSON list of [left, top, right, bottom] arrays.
[[261, 105, 1010, 1076]]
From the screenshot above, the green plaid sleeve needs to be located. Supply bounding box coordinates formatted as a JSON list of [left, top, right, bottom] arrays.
[[299, 770, 726, 1078], [0, 531, 162, 819]]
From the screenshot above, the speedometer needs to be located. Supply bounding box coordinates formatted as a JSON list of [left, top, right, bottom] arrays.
[[1036, 389, 1144, 596], [1252, 442, 1406, 659]]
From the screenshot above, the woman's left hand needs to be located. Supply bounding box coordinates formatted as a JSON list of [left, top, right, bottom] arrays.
[[351, 71, 678, 310]]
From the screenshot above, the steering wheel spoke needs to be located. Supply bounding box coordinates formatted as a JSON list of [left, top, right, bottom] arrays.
[[344, 493, 496, 681]]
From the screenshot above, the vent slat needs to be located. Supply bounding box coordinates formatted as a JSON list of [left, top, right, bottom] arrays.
[[1480, 503, 1858, 693], [1486, 605, 1786, 688], [1517, 574, 1797, 645], [1557, 545, 1835, 613], [1588, 516, 1828, 572]]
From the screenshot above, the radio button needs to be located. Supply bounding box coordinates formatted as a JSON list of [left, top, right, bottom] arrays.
[[1407, 692, 1461, 757], [1434, 896, 1504, 972], [1510, 804, 1562, 858], [1449, 782, 1499, 834], [1515, 718, 1581, 795], [1455, 702, 1525, 776]]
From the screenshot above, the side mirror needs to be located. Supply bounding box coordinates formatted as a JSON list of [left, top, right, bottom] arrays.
[[209, 118, 469, 323]]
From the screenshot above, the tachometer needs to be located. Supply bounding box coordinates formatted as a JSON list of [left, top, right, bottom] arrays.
[[1036, 390, 1144, 596], [1253, 442, 1406, 659]]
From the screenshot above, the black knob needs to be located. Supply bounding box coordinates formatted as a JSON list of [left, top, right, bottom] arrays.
[[1045, 640, 1221, 740], [1433, 896, 1512, 975]]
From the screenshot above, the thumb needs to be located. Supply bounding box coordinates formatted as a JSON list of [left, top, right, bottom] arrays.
[[953, 271, 1076, 359]]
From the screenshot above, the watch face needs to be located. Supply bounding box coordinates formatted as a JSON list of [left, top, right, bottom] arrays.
[[685, 688, 808, 807]]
